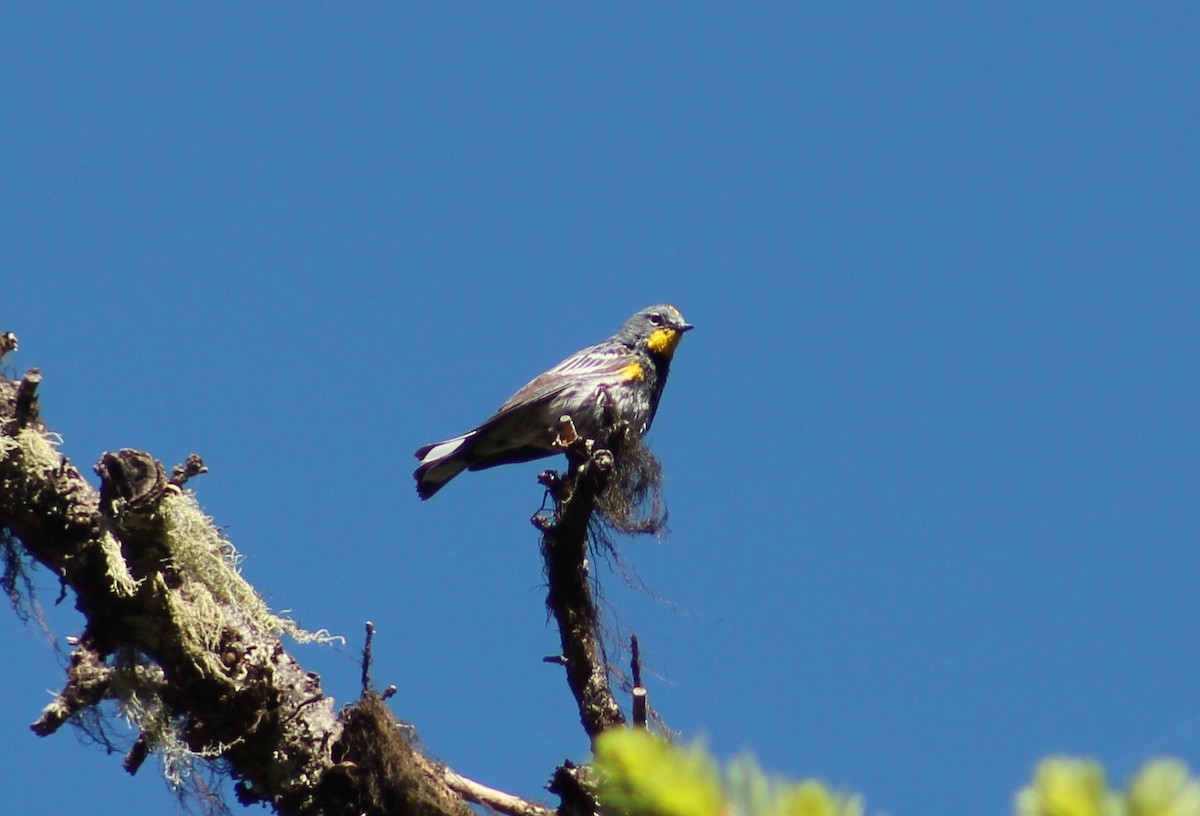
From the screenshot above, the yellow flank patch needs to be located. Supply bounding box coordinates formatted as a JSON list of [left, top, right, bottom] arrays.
[[621, 361, 645, 381], [646, 327, 681, 355]]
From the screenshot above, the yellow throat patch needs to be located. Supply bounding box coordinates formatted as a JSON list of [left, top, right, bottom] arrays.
[[646, 327, 682, 356]]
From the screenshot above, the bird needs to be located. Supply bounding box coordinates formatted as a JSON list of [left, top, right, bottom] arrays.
[[414, 304, 693, 499]]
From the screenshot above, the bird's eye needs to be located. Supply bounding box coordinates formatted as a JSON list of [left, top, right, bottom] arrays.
[[648, 312, 664, 326]]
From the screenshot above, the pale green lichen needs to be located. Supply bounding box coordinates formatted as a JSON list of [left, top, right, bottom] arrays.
[[99, 530, 141, 597], [154, 490, 341, 681], [12, 426, 64, 472]]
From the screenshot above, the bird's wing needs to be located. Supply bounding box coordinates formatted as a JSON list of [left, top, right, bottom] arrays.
[[496, 342, 633, 414]]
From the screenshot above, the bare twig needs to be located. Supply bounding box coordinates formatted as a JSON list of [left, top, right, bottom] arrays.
[[124, 735, 150, 776], [0, 331, 17, 360], [30, 636, 113, 737], [169, 453, 208, 487], [362, 621, 376, 695], [630, 635, 647, 728], [15, 368, 41, 427], [442, 769, 555, 816]]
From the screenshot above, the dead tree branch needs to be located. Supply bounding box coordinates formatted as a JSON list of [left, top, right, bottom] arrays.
[[536, 423, 628, 740], [0, 342, 549, 816]]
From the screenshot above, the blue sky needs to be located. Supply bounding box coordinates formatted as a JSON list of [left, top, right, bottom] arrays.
[[2, 5, 1198, 815]]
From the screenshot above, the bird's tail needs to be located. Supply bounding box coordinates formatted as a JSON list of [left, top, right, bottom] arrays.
[[413, 431, 477, 499]]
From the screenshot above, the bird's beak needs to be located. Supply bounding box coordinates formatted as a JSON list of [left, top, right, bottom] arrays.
[[677, 322, 694, 333]]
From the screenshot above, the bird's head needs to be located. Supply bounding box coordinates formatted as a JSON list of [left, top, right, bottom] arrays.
[[619, 304, 693, 357]]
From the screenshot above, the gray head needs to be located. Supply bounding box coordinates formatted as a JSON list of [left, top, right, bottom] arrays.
[[615, 304, 693, 356]]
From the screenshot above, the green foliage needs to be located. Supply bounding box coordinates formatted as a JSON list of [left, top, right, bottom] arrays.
[[593, 728, 723, 816], [1016, 757, 1200, 816], [592, 728, 862, 816], [593, 730, 1200, 816]]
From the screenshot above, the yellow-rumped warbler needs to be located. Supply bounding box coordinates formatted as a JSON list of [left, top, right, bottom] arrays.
[[414, 304, 693, 499]]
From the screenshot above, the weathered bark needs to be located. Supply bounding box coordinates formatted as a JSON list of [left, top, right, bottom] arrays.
[[538, 449, 627, 739], [536, 418, 664, 743], [0, 350, 558, 816]]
